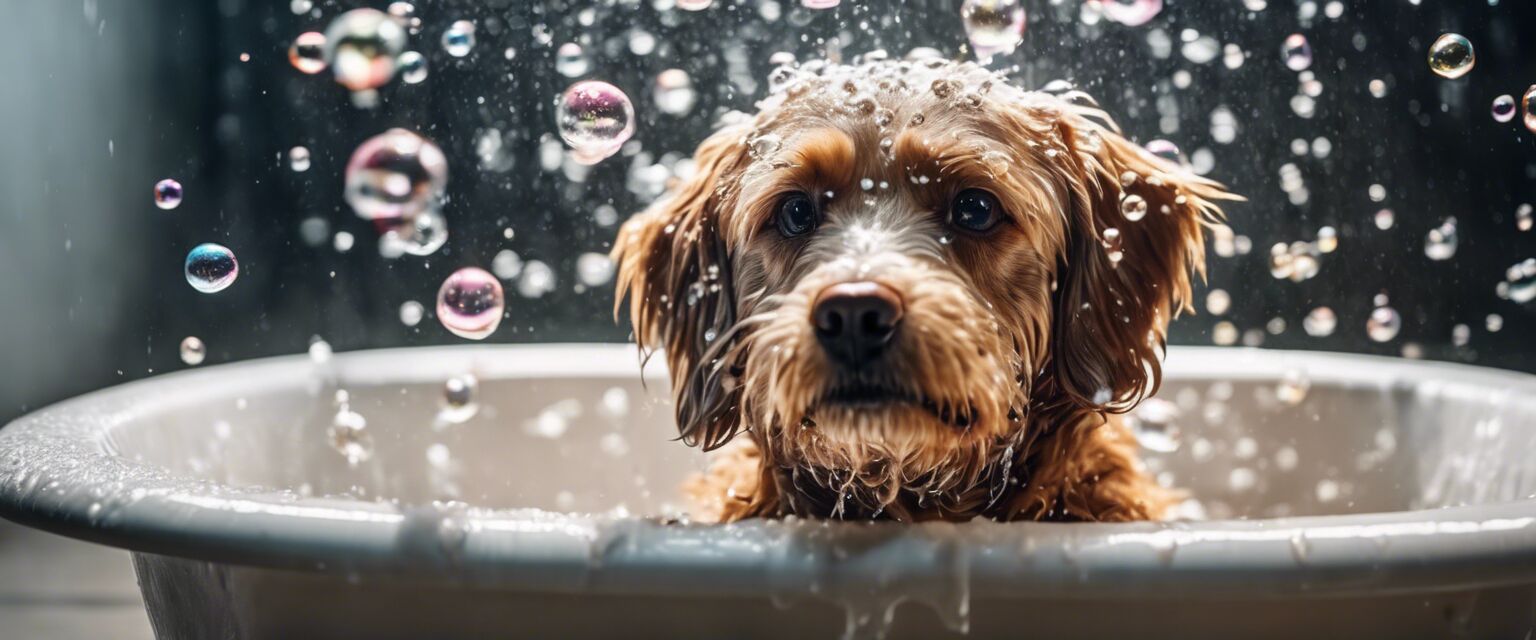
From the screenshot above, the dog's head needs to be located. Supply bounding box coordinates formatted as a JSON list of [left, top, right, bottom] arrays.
[[615, 57, 1232, 514]]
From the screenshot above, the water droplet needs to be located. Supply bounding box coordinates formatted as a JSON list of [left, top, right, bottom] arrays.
[[439, 374, 479, 424], [557, 81, 636, 165], [1366, 306, 1401, 342], [1276, 368, 1310, 405], [329, 406, 373, 466], [653, 69, 697, 116], [1492, 94, 1516, 123], [492, 249, 523, 280], [437, 267, 505, 340], [1281, 33, 1311, 71], [1100, 0, 1162, 27], [288, 146, 311, 172], [1427, 33, 1474, 79], [308, 337, 333, 364], [576, 252, 615, 286], [397, 50, 428, 84], [1128, 398, 1180, 452], [1498, 259, 1536, 304], [1101, 227, 1123, 264], [288, 31, 327, 74], [1120, 193, 1148, 221], [555, 42, 590, 78], [1517, 204, 1532, 232], [1228, 468, 1257, 492], [749, 134, 783, 158], [1424, 217, 1457, 261], [184, 243, 238, 293], [1144, 139, 1185, 166], [1205, 289, 1230, 315], [1374, 208, 1395, 230], [441, 20, 476, 58], [1315, 479, 1340, 503], [154, 179, 183, 210], [1303, 307, 1336, 337], [1212, 321, 1238, 345], [179, 336, 206, 366], [322, 8, 406, 92], [1316, 226, 1337, 253], [399, 300, 424, 327], [960, 0, 1026, 61], [344, 128, 448, 223]]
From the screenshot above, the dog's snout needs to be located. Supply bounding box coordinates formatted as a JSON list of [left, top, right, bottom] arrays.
[[813, 281, 904, 368]]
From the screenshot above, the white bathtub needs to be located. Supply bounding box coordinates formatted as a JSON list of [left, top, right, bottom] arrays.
[[3, 345, 1536, 639]]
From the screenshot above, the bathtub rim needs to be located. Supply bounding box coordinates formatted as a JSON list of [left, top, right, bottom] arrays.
[[3, 343, 1536, 601]]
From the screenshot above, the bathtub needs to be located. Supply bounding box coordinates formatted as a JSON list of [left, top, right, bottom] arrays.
[[2, 344, 1536, 639]]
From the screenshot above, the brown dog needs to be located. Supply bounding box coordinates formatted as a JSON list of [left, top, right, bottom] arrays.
[[613, 56, 1236, 523]]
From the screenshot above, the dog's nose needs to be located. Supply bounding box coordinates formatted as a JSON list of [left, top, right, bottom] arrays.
[[813, 281, 904, 368]]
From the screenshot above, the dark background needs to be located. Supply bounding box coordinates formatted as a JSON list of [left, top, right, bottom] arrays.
[[2, 0, 1534, 425]]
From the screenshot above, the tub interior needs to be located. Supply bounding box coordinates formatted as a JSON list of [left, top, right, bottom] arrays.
[[102, 349, 1536, 521]]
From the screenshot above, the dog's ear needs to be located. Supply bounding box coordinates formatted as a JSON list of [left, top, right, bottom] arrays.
[[612, 125, 750, 450], [1047, 108, 1236, 411]]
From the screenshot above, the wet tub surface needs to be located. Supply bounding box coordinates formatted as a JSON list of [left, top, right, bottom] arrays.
[[3, 344, 1536, 639]]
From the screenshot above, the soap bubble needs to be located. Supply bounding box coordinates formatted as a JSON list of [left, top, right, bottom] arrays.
[[1303, 307, 1337, 337], [555, 43, 591, 78], [960, 0, 1026, 61], [386, 2, 421, 34], [438, 374, 480, 424], [653, 69, 697, 116], [1100, 0, 1162, 27], [1374, 208, 1395, 231], [1427, 33, 1474, 79], [437, 267, 505, 340], [1144, 139, 1185, 166], [1497, 259, 1536, 304], [1205, 289, 1230, 315], [576, 252, 615, 286], [288, 31, 327, 74], [1101, 227, 1123, 264], [1281, 34, 1311, 72], [1523, 86, 1536, 133], [399, 300, 424, 327], [154, 179, 183, 210], [1492, 95, 1517, 123], [179, 336, 206, 366], [1366, 306, 1401, 342], [802, 0, 841, 7], [397, 51, 427, 84], [1120, 193, 1148, 221], [1424, 218, 1457, 261], [344, 129, 448, 223], [441, 20, 476, 58], [677, 0, 713, 9], [322, 8, 406, 92], [184, 243, 238, 293], [557, 81, 636, 165]]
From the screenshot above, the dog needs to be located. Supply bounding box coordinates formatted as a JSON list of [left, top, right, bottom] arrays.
[[613, 55, 1236, 523]]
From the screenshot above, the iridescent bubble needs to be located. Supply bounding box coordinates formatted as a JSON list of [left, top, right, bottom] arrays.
[[1492, 94, 1517, 123], [184, 243, 238, 293], [154, 179, 183, 210], [1120, 193, 1148, 221], [653, 69, 697, 116], [288, 32, 327, 74], [442, 20, 476, 58], [960, 0, 1026, 61], [439, 374, 480, 424], [1424, 217, 1458, 261], [1303, 306, 1336, 337], [1366, 306, 1401, 342], [1100, 0, 1162, 27], [289, 146, 311, 172], [1281, 33, 1312, 72], [179, 336, 206, 366], [437, 267, 505, 340], [397, 50, 428, 84], [1427, 33, 1474, 79], [555, 42, 590, 78], [557, 81, 636, 165], [344, 128, 448, 223], [1523, 85, 1536, 134], [322, 8, 406, 92]]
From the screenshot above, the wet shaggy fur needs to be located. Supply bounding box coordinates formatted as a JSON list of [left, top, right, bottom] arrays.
[[613, 56, 1238, 523]]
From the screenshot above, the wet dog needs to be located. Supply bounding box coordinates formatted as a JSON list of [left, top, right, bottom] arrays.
[[614, 56, 1237, 523]]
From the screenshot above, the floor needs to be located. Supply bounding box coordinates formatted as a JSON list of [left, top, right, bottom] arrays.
[[0, 519, 154, 639]]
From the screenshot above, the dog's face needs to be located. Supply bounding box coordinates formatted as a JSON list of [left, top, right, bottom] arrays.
[[616, 57, 1229, 512]]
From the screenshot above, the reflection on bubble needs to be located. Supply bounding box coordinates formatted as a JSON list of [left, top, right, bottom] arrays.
[[1281, 34, 1311, 71], [1366, 306, 1401, 343], [322, 8, 406, 92], [179, 336, 206, 366], [288, 31, 327, 74], [557, 81, 636, 164], [1427, 33, 1474, 79], [1492, 94, 1516, 123], [442, 20, 476, 58], [154, 179, 183, 210], [344, 129, 448, 222]]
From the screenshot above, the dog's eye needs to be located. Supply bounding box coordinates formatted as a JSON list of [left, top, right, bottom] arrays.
[[776, 193, 819, 238], [950, 189, 1002, 233]]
